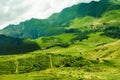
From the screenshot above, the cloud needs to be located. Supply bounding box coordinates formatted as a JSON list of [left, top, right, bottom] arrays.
[[0, 0, 100, 29]]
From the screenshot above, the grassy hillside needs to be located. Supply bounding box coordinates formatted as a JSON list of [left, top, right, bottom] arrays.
[[0, 0, 120, 80], [0, 33, 120, 79]]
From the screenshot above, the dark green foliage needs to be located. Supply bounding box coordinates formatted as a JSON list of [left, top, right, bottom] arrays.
[[77, 0, 120, 17], [41, 37, 69, 49], [61, 56, 91, 67], [90, 58, 100, 64], [103, 60, 115, 66], [41, 37, 62, 43], [0, 60, 16, 74], [0, 35, 41, 55], [0, 35, 22, 46], [65, 29, 79, 33], [18, 55, 49, 73], [45, 27, 66, 36], [45, 43, 69, 49], [58, 43, 70, 48], [71, 33, 89, 43], [101, 26, 120, 38]]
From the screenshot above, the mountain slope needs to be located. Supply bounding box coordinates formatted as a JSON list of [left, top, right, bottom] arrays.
[[0, 35, 40, 55], [0, 0, 120, 38], [0, 0, 120, 79]]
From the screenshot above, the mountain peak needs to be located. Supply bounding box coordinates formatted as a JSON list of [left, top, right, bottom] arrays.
[[0, 0, 120, 38]]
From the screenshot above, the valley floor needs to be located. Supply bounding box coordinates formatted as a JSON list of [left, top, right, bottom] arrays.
[[0, 33, 120, 80], [0, 67, 120, 80]]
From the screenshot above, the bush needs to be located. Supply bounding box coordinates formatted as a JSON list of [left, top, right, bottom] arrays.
[[45, 43, 69, 49], [0, 60, 16, 75], [18, 55, 49, 73], [65, 29, 79, 33], [101, 26, 120, 39], [61, 56, 91, 67], [71, 34, 89, 43]]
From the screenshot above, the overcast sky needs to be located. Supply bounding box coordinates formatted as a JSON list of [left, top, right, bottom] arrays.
[[0, 0, 99, 29]]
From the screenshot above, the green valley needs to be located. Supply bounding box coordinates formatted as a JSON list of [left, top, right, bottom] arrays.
[[0, 0, 120, 80]]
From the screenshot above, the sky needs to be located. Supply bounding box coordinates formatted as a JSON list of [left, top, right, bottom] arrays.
[[0, 0, 100, 29]]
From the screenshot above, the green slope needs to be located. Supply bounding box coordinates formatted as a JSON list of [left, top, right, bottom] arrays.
[[0, 0, 120, 79], [0, 33, 120, 79], [0, 35, 40, 55], [0, 0, 120, 38]]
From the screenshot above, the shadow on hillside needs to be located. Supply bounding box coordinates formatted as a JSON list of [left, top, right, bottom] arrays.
[[101, 26, 120, 39], [0, 35, 41, 55], [0, 42, 41, 55], [70, 31, 90, 43]]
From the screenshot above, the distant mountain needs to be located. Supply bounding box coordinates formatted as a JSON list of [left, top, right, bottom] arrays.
[[0, 35, 40, 55], [0, 0, 120, 38]]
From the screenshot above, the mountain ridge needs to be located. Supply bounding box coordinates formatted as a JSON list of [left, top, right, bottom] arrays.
[[0, 0, 120, 39]]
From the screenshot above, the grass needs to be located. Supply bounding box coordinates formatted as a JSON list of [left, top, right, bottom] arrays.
[[0, 66, 120, 80], [0, 31, 119, 77], [0, 35, 120, 80], [0, 8, 120, 80]]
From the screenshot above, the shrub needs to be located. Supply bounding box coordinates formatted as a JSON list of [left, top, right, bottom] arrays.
[[61, 56, 91, 67]]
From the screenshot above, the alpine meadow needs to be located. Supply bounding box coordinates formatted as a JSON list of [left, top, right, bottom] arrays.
[[0, 0, 120, 80]]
